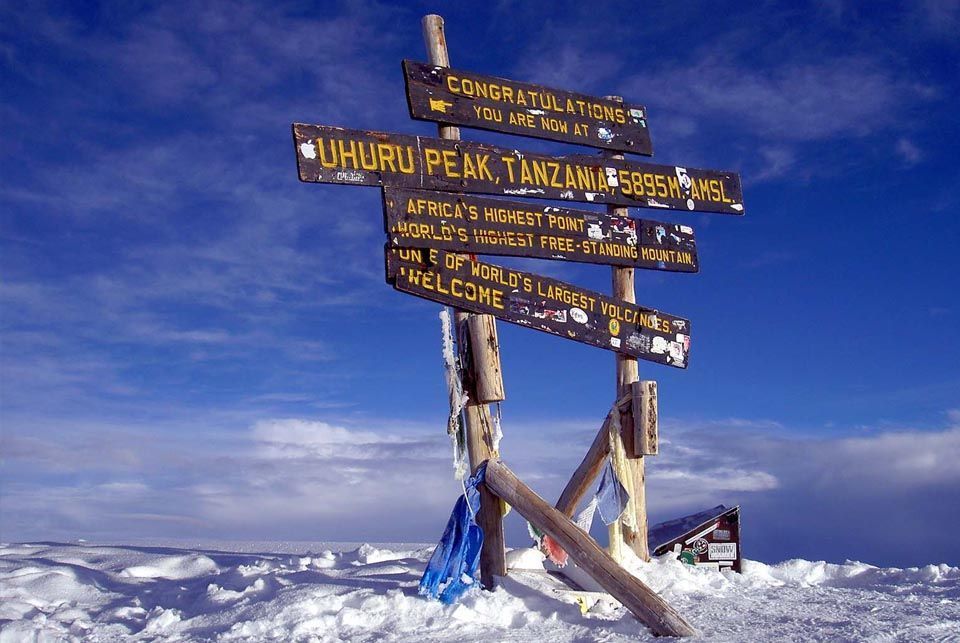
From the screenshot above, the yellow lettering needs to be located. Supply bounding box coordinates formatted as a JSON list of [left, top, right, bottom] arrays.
[[441, 150, 460, 177], [424, 148, 443, 175], [336, 139, 358, 168], [501, 156, 516, 182], [696, 178, 712, 201]]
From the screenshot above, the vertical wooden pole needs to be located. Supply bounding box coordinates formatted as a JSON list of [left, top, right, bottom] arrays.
[[422, 14, 507, 589], [606, 96, 650, 562]]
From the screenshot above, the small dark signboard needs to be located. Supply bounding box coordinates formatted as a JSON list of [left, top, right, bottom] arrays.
[[386, 247, 692, 368], [648, 505, 742, 573], [383, 188, 698, 272], [403, 60, 653, 155], [293, 124, 744, 215]]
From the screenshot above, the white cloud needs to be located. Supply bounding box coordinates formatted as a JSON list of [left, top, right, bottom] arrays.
[[752, 146, 797, 182], [896, 137, 922, 165], [250, 418, 427, 460], [622, 56, 926, 143], [4, 411, 959, 566]]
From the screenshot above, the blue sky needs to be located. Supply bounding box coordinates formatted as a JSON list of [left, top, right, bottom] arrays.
[[2, 1, 959, 567]]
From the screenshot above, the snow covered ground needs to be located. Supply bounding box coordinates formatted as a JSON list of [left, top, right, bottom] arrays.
[[1, 541, 958, 642]]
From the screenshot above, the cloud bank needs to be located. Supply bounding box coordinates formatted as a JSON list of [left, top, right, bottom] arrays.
[[3, 411, 958, 566]]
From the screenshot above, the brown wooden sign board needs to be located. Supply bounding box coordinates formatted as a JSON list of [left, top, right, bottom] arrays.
[[293, 124, 744, 214], [383, 188, 698, 272], [402, 60, 653, 155], [385, 247, 691, 368]]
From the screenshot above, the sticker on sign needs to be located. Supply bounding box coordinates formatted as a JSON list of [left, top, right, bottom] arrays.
[[708, 542, 737, 561]]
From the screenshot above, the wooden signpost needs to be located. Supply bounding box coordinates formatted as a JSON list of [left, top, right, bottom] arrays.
[[294, 124, 744, 214], [383, 188, 699, 271], [605, 114, 649, 563], [386, 247, 691, 368], [421, 15, 508, 591], [402, 60, 654, 155], [290, 11, 747, 637]]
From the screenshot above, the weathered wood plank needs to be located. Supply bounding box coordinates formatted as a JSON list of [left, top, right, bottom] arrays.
[[385, 247, 692, 368], [383, 188, 698, 272], [484, 459, 697, 637], [403, 60, 653, 154], [293, 123, 744, 214]]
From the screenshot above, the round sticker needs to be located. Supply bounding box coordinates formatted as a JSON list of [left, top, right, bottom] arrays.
[[570, 307, 588, 324], [608, 318, 620, 336]]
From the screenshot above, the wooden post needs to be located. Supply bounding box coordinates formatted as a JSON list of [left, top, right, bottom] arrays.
[[422, 13, 506, 589], [633, 380, 658, 455], [466, 314, 505, 403], [606, 97, 650, 562], [485, 459, 696, 637]]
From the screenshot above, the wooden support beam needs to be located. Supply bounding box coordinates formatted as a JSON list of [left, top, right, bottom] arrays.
[[485, 459, 696, 637], [606, 110, 650, 560], [422, 13, 506, 589], [633, 381, 658, 455], [555, 394, 631, 517]]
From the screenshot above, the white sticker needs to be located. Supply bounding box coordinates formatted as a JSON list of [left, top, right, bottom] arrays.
[[335, 170, 364, 182], [708, 542, 737, 561], [570, 307, 588, 324], [651, 336, 668, 354], [668, 341, 685, 365], [610, 337, 621, 348], [605, 167, 619, 187], [299, 142, 317, 159]]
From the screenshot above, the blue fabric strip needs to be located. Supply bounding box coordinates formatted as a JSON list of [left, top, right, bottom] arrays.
[[418, 463, 486, 604]]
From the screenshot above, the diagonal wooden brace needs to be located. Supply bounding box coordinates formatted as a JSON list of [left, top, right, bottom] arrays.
[[485, 459, 696, 637]]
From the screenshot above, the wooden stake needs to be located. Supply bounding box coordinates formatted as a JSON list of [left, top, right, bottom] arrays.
[[485, 459, 696, 637], [422, 13, 506, 589], [633, 380, 658, 455], [606, 98, 650, 562]]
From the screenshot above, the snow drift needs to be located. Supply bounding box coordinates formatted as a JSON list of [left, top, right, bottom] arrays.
[[1, 541, 958, 641]]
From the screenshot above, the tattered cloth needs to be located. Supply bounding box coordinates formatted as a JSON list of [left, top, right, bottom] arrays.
[[418, 463, 486, 604]]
